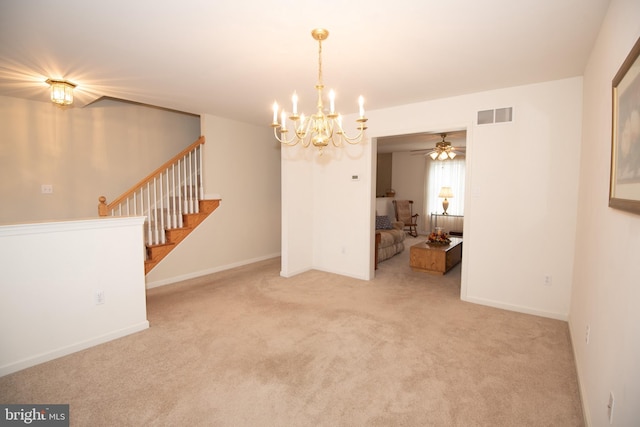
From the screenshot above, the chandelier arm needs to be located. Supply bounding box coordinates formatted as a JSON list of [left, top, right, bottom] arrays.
[[298, 117, 312, 146], [336, 117, 368, 144], [338, 127, 366, 144], [273, 126, 301, 146]]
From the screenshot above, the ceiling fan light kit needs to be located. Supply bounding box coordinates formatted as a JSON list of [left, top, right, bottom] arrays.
[[426, 133, 462, 161]]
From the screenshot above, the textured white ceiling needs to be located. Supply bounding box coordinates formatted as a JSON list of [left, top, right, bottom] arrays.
[[0, 0, 610, 128]]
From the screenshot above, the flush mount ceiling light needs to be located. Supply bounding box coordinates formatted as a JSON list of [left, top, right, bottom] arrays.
[[46, 79, 77, 106], [271, 28, 368, 154]]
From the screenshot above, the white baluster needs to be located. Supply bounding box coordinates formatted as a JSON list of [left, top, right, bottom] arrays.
[[193, 146, 200, 213], [170, 164, 177, 228], [198, 143, 204, 201], [165, 168, 171, 229], [146, 182, 152, 246], [188, 151, 194, 213], [161, 169, 171, 231], [177, 159, 184, 227], [153, 178, 159, 245], [159, 173, 165, 244], [183, 155, 188, 213]]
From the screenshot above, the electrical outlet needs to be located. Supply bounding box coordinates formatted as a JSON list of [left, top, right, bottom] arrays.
[[41, 184, 53, 194], [95, 290, 105, 305], [543, 275, 552, 286], [585, 325, 590, 344], [608, 391, 614, 424]]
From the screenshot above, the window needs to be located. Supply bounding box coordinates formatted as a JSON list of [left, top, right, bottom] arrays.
[[425, 158, 465, 216]]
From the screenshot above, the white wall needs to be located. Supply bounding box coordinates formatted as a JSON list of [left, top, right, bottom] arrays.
[[282, 77, 583, 317], [391, 151, 428, 234], [0, 96, 200, 223], [570, 1, 640, 425], [145, 114, 282, 286], [281, 144, 314, 277], [280, 134, 373, 280], [0, 217, 148, 376]]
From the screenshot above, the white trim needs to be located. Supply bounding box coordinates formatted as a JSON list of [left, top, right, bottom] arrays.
[[0, 216, 145, 236], [0, 321, 149, 377], [280, 266, 312, 278], [145, 253, 281, 289], [461, 295, 568, 321], [568, 320, 592, 426]]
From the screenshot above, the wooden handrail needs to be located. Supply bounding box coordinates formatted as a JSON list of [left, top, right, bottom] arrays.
[[99, 136, 205, 212]]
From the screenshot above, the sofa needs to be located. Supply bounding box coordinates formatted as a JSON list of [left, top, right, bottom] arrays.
[[375, 215, 406, 268]]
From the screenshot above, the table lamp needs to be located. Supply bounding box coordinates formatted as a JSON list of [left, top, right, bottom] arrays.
[[438, 186, 454, 215]]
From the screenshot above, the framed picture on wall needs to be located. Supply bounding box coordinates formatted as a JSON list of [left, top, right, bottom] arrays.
[[610, 36, 640, 214]]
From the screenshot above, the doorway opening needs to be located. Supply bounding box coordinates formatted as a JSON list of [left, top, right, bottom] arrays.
[[374, 129, 467, 276]]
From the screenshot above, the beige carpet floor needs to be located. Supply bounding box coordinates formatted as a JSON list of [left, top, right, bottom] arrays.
[[0, 236, 584, 426]]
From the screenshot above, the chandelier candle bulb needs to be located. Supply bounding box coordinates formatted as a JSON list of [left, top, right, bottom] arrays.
[[292, 93, 298, 115], [359, 96, 364, 118], [272, 102, 278, 124], [329, 90, 335, 114]]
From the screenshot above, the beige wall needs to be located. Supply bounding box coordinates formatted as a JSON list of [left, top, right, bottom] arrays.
[[570, 0, 640, 425], [375, 153, 392, 197], [1, 94, 282, 291], [390, 151, 428, 234], [145, 114, 282, 287], [0, 96, 200, 223]]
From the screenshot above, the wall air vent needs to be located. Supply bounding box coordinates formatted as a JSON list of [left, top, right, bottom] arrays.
[[477, 107, 513, 125]]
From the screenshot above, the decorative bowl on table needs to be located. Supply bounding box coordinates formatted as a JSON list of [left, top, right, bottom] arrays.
[[426, 231, 451, 246]]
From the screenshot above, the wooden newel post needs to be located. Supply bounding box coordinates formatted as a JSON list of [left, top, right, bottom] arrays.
[[98, 196, 108, 217]]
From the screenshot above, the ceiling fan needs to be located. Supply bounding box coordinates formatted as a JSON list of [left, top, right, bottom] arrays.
[[411, 133, 466, 160]]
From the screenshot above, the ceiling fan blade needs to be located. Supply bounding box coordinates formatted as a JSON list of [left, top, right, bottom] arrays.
[[410, 149, 434, 155]]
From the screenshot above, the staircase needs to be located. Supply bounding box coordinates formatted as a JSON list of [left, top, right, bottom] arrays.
[[98, 136, 221, 274]]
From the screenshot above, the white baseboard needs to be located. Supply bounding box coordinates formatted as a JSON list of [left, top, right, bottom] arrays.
[[568, 319, 591, 426], [0, 321, 149, 377], [461, 295, 568, 321], [280, 266, 312, 278], [145, 253, 281, 289]]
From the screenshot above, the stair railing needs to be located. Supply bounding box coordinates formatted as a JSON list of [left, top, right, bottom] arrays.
[[98, 136, 205, 246]]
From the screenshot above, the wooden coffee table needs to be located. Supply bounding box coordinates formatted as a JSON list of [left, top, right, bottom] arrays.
[[410, 237, 463, 275]]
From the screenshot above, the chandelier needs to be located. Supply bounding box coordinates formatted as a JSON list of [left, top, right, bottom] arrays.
[[271, 28, 368, 154], [46, 79, 76, 106]]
